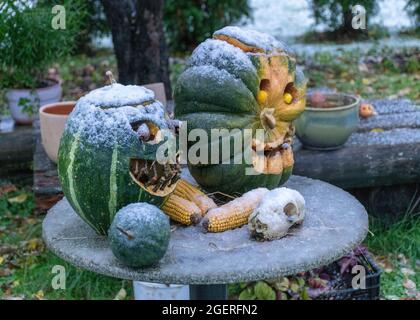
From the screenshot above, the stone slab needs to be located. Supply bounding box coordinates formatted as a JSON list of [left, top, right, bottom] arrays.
[[0, 124, 34, 178], [293, 99, 420, 189], [42, 175, 368, 285]]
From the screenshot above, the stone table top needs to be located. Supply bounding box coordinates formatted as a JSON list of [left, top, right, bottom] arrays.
[[42, 175, 368, 285]]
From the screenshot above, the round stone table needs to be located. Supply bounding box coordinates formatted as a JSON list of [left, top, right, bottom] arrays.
[[42, 175, 368, 300]]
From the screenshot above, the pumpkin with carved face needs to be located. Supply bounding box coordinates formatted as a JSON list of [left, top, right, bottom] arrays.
[[174, 26, 307, 194]]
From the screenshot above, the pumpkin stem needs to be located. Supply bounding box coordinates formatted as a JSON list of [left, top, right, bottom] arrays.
[[116, 226, 134, 240], [261, 108, 277, 129], [106, 71, 117, 85]]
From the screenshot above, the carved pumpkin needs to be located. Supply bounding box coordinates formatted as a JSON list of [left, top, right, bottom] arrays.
[[58, 83, 180, 235], [174, 26, 307, 194]]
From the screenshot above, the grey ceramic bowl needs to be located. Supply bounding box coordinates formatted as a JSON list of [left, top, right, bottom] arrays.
[[294, 93, 360, 150]]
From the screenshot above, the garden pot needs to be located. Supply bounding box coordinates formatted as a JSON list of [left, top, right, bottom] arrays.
[[294, 93, 360, 150], [6, 80, 62, 125], [39, 101, 75, 163], [144, 82, 166, 106]]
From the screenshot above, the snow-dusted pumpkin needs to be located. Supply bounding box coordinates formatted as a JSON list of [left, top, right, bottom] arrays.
[[175, 26, 307, 194], [58, 83, 180, 235], [108, 203, 170, 267]]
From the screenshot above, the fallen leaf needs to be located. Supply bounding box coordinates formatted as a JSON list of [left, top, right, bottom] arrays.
[[401, 268, 415, 276], [370, 128, 384, 133], [114, 288, 127, 300], [362, 78, 371, 85], [358, 63, 369, 72], [375, 255, 394, 273], [274, 277, 289, 292], [8, 193, 28, 204], [26, 238, 43, 251], [12, 280, 20, 288], [34, 290, 44, 300], [398, 254, 408, 265], [0, 245, 18, 255], [0, 184, 17, 196], [403, 279, 416, 290], [290, 282, 300, 293], [0, 256, 4, 265], [398, 88, 411, 96], [0, 268, 13, 277], [254, 281, 276, 300]]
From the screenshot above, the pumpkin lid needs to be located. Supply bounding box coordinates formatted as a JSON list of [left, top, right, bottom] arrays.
[[213, 26, 293, 55], [80, 83, 155, 109]]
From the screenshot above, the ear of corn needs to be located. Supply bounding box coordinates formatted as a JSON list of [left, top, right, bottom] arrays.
[[202, 188, 269, 233], [173, 179, 217, 215], [161, 194, 202, 225]]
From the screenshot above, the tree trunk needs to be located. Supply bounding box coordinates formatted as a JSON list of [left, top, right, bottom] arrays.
[[101, 0, 172, 99]]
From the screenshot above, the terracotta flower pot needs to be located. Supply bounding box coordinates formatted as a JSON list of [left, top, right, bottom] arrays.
[[6, 80, 62, 125], [39, 101, 76, 163]]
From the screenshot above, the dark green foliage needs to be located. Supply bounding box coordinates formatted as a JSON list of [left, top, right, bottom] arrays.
[[164, 0, 251, 53], [406, 0, 420, 28], [310, 0, 378, 33], [39, 0, 109, 54], [0, 0, 84, 89]]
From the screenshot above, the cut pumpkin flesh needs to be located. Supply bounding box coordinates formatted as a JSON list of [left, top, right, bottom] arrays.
[[251, 124, 294, 175], [129, 158, 181, 197]]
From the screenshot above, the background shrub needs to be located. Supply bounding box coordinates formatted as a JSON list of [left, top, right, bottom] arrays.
[[0, 0, 84, 89], [310, 0, 378, 34], [164, 0, 252, 54]]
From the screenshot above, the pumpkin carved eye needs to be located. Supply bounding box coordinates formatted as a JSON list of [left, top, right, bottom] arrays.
[[260, 79, 270, 91], [283, 82, 298, 104]]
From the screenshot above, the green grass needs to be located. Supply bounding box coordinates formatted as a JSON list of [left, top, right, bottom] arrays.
[[363, 213, 420, 299], [366, 213, 420, 259], [10, 253, 133, 300], [0, 183, 131, 300], [301, 47, 420, 101]]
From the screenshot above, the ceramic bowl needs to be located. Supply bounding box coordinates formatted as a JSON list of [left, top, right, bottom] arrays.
[[294, 93, 360, 150]]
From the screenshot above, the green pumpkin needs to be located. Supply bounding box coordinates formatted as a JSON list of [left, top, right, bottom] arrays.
[[58, 84, 179, 235], [174, 26, 307, 194], [108, 203, 170, 268]]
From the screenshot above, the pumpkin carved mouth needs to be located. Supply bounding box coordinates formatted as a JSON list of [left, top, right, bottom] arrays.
[[251, 126, 294, 175], [129, 117, 181, 196], [129, 158, 181, 197]]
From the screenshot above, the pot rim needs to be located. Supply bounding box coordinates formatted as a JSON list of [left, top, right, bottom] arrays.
[[39, 101, 76, 118], [6, 79, 62, 93], [305, 93, 360, 112]]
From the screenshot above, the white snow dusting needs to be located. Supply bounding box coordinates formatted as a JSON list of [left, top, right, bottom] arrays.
[[65, 85, 168, 148], [213, 26, 291, 53]]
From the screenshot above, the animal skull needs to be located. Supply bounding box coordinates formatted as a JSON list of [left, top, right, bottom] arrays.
[[248, 187, 305, 241]]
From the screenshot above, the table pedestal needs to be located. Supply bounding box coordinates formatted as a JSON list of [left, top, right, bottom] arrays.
[[190, 284, 227, 300], [132, 282, 227, 300]]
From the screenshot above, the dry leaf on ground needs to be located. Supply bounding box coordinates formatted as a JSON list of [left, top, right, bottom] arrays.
[[114, 288, 127, 300], [8, 193, 28, 204]]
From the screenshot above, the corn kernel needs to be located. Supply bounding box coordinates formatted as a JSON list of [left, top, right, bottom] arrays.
[[173, 179, 217, 215], [161, 194, 201, 225]]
